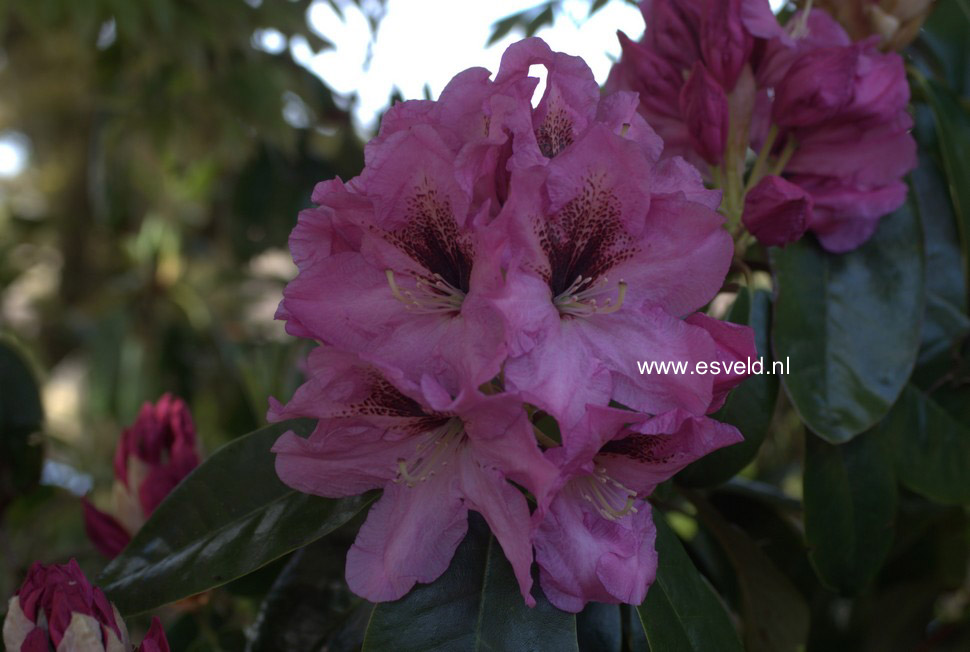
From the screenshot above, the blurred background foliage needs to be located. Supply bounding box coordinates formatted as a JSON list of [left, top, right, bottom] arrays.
[[0, 0, 381, 600], [1, 0, 969, 650]]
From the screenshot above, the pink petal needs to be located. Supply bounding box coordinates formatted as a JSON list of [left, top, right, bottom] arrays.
[[345, 475, 468, 602]]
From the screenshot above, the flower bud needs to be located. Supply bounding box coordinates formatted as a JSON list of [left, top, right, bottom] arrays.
[[2, 560, 130, 652], [742, 175, 812, 247], [679, 63, 730, 165], [700, 0, 753, 90], [83, 394, 200, 558], [137, 618, 170, 652], [772, 47, 858, 127]]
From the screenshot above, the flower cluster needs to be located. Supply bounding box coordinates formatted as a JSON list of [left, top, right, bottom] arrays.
[[2, 560, 168, 652], [607, 0, 916, 252], [82, 394, 200, 558], [269, 38, 756, 612]]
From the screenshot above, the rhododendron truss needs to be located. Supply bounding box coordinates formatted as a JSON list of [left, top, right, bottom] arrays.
[[270, 37, 757, 612], [607, 0, 916, 252]]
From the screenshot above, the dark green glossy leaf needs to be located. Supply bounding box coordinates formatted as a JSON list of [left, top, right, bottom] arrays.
[[636, 512, 743, 652], [772, 203, 924, 443], [692, 498, 808, 652], [247, 536, 363, 652], [919, 0, 970, 97], [362, 514, 577, 652], [577, 603, 621, 652], [99, 419, 375, 615], [918, 75, 970, 292], [678, 288, 778, 486], [0, 337, 44, 514], [877, 384, 970, 504], [803, 431, 897, 594]]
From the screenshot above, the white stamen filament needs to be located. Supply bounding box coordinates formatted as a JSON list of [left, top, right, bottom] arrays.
[[394, 419, 465, 487], [576, 465, 638, 521], [386, 269, 465, 314], [554, 275, 628, 317]]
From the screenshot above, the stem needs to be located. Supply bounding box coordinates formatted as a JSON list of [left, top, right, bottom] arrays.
[[745, 124, 778, 193], [772, 137, 797, 177], [532, 425, 559, 449]]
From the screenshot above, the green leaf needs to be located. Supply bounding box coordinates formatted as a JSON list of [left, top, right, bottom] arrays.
[[247, 536, 364, 652], [678, 288, 779, 486], [877, 384, 970, 504], [917, 76, 970, 293], [803, 430, 897, 594], [99, 419, 375, 615], [362, 514, 578, 652], [0, 337, 44, 514], [691, 498, 809, 652], [771, 202, 925, 443], [636, 511, 743, 652]]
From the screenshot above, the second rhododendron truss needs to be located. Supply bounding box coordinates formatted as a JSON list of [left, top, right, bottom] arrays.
[[607, 0, 917, 252], [269, 37, 757, 613]]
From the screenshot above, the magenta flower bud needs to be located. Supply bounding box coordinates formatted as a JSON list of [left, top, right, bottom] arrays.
[[679, 62, 730, 165], [700, 0, 754, 90], [2, 560, 130, 652], [83, 394, 200, 558], [136, 618, 170, 652], [772, 47, 858, 127], [742, 175, 812, 247]]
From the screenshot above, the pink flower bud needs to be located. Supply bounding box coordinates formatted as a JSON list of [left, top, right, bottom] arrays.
[[114, 393, 199, 516], [742, 175, 812, 247], [83, 394, 200, 558], [772, 47, 858, 127], [700, 0, 754, 90], [2, 560, 130, 652], [679, 63, 730, 165], [136, 618, 170, 652]]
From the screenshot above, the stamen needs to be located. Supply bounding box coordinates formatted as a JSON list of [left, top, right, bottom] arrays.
[[554, 276, 629, 318], [575, 465, 638, 521], [393, 419, 465, 487], [385, 269, 465, 314]]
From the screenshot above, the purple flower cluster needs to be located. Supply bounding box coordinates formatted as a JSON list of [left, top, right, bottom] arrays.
[[269, 38, 756, 612], [607, 0, 916, 251]]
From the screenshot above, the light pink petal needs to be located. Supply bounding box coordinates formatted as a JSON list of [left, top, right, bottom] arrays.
[[458, 452, 537, 606], [572, 306, 717, 417], [534, 487, 657, 612], [345, 475, 468, 602], [599, 411, 744, 494]]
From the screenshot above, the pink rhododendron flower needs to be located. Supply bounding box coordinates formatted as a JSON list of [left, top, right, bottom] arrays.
[[272, 36, 759, 611], [493, 120, 734, 429], [269, 347, 558, 606], [3, 559, 130, 651], [83, 394, 200, 558], [607, 0, 915, 252], [533, 406, 743, 612]]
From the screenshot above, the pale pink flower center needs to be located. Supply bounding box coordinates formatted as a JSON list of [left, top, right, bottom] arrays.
[[553, 275, 628, 318], [394, 418, 466, 487], [572, 464, 639, 521], [385, 269, 466, 315]]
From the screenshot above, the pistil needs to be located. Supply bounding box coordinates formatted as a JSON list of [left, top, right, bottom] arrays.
[[575, 465, 639, 521], [386, 269, 466, 314], [394, 419, 465, 487]]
